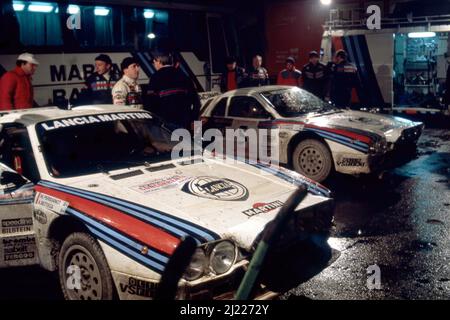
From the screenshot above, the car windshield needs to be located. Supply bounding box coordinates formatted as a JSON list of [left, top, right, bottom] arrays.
[[36, 112, 179, 178], [261, 88, 334, 117]]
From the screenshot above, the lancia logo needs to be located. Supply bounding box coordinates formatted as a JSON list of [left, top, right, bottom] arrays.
[[182, 176, 249, 201]]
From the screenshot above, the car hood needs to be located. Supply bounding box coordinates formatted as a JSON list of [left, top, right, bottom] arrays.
[[301, 110, 422, 143], [57, 157, 331, 251]]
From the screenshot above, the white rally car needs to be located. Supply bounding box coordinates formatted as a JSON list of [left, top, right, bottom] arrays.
[[0, 106, 333, 300], [201, 86, 424, 182]]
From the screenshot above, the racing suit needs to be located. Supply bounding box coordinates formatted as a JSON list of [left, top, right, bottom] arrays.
[[327, 61, 360, 108], [84, 71, 120, 104], [246, 66, 270, 87], [111, 75, 143, 109], [147, 65, 201, 130], [277, 68, 302, 87], [302, 62, 327, 99]]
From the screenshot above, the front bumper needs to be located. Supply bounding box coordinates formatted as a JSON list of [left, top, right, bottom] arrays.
[[179, 261, 279, 300], [335, 124, 423, 175], [389, 124, 423, 150]]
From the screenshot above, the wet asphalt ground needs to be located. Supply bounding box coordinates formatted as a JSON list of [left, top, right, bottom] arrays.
[[0, 118, 449, 300], [284, 120, 450, 300]]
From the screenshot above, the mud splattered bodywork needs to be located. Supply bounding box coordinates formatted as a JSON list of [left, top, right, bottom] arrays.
[[0, 106, 333, 300], [201, 86, 423, 178]]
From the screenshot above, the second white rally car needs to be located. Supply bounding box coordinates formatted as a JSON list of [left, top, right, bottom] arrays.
[[0, 106, 333, 300], [201, 86, 424, 182]]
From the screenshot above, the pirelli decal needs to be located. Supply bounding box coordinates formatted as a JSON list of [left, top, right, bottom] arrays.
[[40, 112, 152, 131]]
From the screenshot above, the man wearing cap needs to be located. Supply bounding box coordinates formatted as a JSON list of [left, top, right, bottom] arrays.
[[112, 57, 143, 109], [326, 49, 360, 108], [0, 53, 39, 110], [84, 54, 119, 104], [220, 56, 246, 92], [277, 57, 302, 87], [302, 51, 327, 99]]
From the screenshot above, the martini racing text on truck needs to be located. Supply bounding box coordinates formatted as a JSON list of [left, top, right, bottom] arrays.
[[0, 106, 333, 300]]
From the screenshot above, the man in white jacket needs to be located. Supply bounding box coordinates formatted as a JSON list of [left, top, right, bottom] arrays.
[[112, 57, 143, 109]]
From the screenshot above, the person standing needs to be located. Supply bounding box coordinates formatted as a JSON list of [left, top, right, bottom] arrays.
[[277, 56, 302, 87], [0, 53, 39, 110], [326, 50, 360, 108], [112, 57, 143, 109], [85, 54, 119, 104], [302, 51, 327, 99], [246, 54, 269, 87], [444, 54, 450, 109], [220, 56, 246, 92], [147, 53, 201, 130]]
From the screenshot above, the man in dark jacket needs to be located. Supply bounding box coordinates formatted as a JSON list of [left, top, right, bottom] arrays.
[[147, 53, 201, 130], [302, 51, 327, 99], [246, 55, 270, 87], [220, 56, 246, 92], [84, 54, 119, 104], [326, 50, 360, 108]]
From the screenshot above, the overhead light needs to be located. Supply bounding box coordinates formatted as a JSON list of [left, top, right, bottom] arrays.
[[320, 0, 332, 5], [67, 5, 80, 15], [12, 1, 25, 11], [94, 7, 109, 16], [408, 32, 436, 38], [143, 9, 155, 19], [147, 33, 156, 39], [28, 2, 54, 12]]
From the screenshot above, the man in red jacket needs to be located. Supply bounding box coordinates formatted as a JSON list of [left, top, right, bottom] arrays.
[[277, 56, 301, 87], [0, 53, 39, 110]]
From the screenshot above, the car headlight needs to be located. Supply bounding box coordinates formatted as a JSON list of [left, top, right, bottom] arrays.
[[183, 248, 207, 281], [369, 137, 387, 154], [209, 241, 236, 275]]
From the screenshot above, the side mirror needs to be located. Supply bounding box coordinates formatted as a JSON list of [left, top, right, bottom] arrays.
[[0, 171, 27, 187]]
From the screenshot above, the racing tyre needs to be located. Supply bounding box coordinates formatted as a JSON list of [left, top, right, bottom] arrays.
[[292, 139, 333, 183], [58, 232, 115, 300]]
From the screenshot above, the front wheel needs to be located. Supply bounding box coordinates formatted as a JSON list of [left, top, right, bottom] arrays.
[[58, 232, 115, 300], [292, 139, 333, 183]]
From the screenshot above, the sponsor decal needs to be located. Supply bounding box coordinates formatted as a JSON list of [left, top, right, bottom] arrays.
[[1, 218, 32, 234], [33, 209, 48, 225], [242, 200, 284, 217], [131, 175, 191, 194], [35, 192, 69, 214], [182, 176, 249, 201], [285, 124, 305, 131], [120, 277, 158, 298], [39, 112, 152, 131], [2, 236, 35, 261], [337, 157, 366, 167]]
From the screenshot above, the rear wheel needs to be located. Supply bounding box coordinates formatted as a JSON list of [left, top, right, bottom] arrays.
[[292, 139, 333, 182], [58, 232, 115, 300]]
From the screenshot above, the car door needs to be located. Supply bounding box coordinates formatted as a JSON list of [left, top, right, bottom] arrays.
[[202, 96, 232, 132], [0, 124, 39, 268], [0, 163, 38, 268], [226, 96, 274, 161]]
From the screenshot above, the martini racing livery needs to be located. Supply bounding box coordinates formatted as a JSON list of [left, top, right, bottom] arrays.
[[0, 106, 333, 300], [201, 86, 424, 182]]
